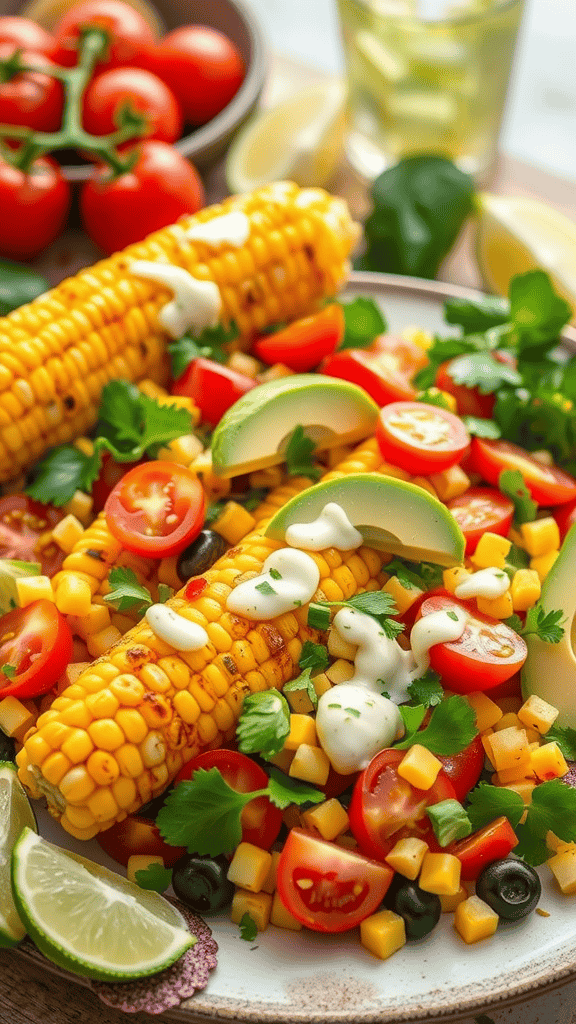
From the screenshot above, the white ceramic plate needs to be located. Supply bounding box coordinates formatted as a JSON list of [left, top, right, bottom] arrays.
[[14, 271, 576, 1024]]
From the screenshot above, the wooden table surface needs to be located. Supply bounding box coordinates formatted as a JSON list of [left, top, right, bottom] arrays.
[[2, 52, 576, 1024]]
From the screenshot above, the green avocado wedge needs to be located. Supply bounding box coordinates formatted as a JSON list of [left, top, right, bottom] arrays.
[[522, 522, 576, 727], [264, 472, 465, 566], [211, 375, 379, 477]]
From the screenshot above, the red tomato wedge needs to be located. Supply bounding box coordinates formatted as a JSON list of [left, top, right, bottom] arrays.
[[252, 304, 344, 372], [469, 437, 576, 506], [96, 814, 185, 867], [320, 333, 427, 407], [0, 600, 72, 699], [276, 828, 393, 932], [172, 357, 255, 426], [447, 487, 515, 556], [448, 817, 519, 880], [0, 495, 66, 577], [174, 749, 282, 850], [415, 593, 527, 693], [376, 401, 469, 475], [104, 461, 205, 557], [348, 748, 456, 862]]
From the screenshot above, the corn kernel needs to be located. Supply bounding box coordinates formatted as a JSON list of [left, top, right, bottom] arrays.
[[398, 744, 442, 790], [454, 895, 499, 943], [520, 517, 560, 557], [360, 908, 406, 960], [56, 576, 92, 616], [270, 890, 302, 930], [230, 889, 272, 931], [530, 550, 559, 581], [288, 743, 330, 785], [284, 713, 317, 750], [127, 854, 164, 885], [385, 837, 428, 880], [419, 852, 461, 896], [470, 532, 511, 570], [518, 694, 559, 735], [302, 799, 350, 841], [16, 575, 55, 607]]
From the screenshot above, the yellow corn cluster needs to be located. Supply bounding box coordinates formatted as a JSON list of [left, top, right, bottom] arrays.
[[0, 181, 358, 482], [17, 440, 385, 839]]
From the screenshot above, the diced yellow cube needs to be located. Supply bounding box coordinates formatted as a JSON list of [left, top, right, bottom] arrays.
[[284, 686, 314, 715], [127, 854, 164, 884], [230, 888, 272, 931], [0, 695, 37, 741], [67, 603, 111, 638], [476, 590, 514, 620], [530, 741, 568, 781], [440, 886, 468, 913], [248, 466, 284, 490], [385, 837, 428, 880], [311, 672, 332, 699], [325, 659, 354, 685], [494, 764, 535, 785], [267, 748, 295, 773], [284, 714, 317, 750], [56, 576, 92, 617], [327, 628, 357, 661], [547, 850, 576, 895], [494, 712, 523, 732], [289, 744, 330, 786], [380, 460, 411, 482], [520, 517, 560, 557], [443, 566, 471, 595], [227, 351, 260, 378], [518, 694, 560, 734], [510, 569, 541, 611], [501, 779, 535, 803], [360, 908, 406, 960], [398, 744, 442, 790], [382, 575, 423, 616], [16, 575, 55, 607], [270, 890, 303, 931], [547, 831, 576, 854], [261, 850, 281, 894], [212, 501, 255, 546], [51, 513, 85, 554], [530, 550, 559, 581], [481, 730, 495, 766], [158, 433, 203, 466], [485, 726, 530, 772], [86, 625, 123, 658], [470, 532, 512, 570], [227, 842, 272, 894], [63, 490, 93, 526], [465, 692, 503, 732], [428, 464, 470, 502], [302, 799, 349, 841], [454, 895, 499, 943], [411, 475, 438, 497], [419, 852, 461, 896]]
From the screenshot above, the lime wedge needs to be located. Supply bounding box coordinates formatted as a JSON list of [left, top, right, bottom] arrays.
[[0, 761, 36, 948], [11, 828, 194, 980], [476, 193, 576, 320]]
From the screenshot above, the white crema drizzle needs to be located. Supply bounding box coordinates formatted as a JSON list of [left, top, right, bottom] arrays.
[[285, 503, 364, 552], [225, 548, 320, 620], [130, 260, 221, 338]]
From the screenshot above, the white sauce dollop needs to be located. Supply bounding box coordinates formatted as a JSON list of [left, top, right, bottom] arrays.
[[185, 211, 251, 247], [285, 503, 364, 552], [225, 549, 320, 620], [409, 607, 467, 676], [315, 684, 403, 775], [333, 607, 414, 703], [145, 604, 209, 651], [130, 260, 221, 338], [455, 566, 509, 600]]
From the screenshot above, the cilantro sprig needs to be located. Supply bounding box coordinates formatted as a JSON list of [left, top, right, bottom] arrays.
[[156, 766, 323, 857], [236, 690, 290, 759], [102, 567, 171, 616], [307, 590, 403, 640], [283, 642, 329, 711], [284, 425, 320, 481], [167, 322, 238, 378], [394, 695, 477, 755], [505, 603, 565, 644], [466, 779, 576, 866]]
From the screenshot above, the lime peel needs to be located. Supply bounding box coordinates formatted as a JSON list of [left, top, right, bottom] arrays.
[[0, 761, 36, 948]]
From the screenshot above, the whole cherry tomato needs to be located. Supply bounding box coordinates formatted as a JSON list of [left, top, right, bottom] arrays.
[[83, 67, 182, 144], [0, 16, 56, 58], [0, 154, 70, 259], [53, 0, 154, 69], [80, 139, 204, 254], [0, 46, 64, 134]]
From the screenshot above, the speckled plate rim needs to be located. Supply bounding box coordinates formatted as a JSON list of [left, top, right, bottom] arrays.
[[10, 270, 576, 1024]]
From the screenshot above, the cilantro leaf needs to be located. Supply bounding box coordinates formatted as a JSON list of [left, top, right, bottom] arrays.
[[461, 416, 501, 439], [103, 567, 153, 614], [239, 912, 258, 941], [509, 271, 572, 353], [316, 590, 404, 640], [26, 444, 99, 506], [236, 690, 290, 759], [283, 668, 318, 710], [447, 352, 521, 394], [407, 669, 444, 707], [546, 724, 576, 761], [505, 543, 530, 572], [416, 387, 455, 412], [255, 580, 276, 597], [515, 779, 576, 865], [522, 604, 565, 644], [266, 767, 324, 809], [384, 559, 424, 591], [168, 322, 238, 378], [134, 863, 173, 893], [498, 469, 537, 525], [466, 783, 525, 832], [1, 664, 16, 679], [503, 613, 524, 635], [338, 297, 387, 350], [399, 704, 426, 735], [395, 695, 477, 754], [156, 768, 251, 856], [284, 425, 320, 481], [298, 641, 329, 672], [444, 294, 510, 333], [413, 334, 489, 390]]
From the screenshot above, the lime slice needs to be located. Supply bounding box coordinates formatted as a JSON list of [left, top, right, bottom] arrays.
[[226, 79, 347, 193], [11, 828, 194, 980], [476, 193, 576, 319], [0, 761, 37, 947]]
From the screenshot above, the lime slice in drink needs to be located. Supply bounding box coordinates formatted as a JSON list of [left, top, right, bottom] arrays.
[[11, 827, 195, 980], [0, 761, 37, 948]]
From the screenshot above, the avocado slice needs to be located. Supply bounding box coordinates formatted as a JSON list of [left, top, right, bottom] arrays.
[[211, 375, 378, 478], [522, 523, 576, 727], [0, 561, 40, 616], [264, 473, 465, 566]]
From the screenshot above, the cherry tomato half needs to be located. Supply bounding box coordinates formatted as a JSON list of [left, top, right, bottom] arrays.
[[96, 813, 185, 867], [276, 827, 393, 932], [0, 16, 57, 58], [172, 357, 255, 426], [436, 735, 484, 803], [376, 400, 469, 475], [320, 333, 427, 407], [348, 748, 456, 862], [469, 437, 576, 507], [0, 495, 66, 577], [448, 816, 519, 880], [554, 498, 576, 542], [0, 600, 72, 699], [252, 304, 345, 373], [175, 749, 282, 850], [447, 487, 514, 556], [0, 46, 64, 134], [83, 67, 182, 144], [53, 0, 155, 69], [104, 460, 205, 557], [415, 593, 527, 693]]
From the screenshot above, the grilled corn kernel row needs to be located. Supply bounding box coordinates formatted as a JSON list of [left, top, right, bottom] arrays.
[[0, 182, 359, 482], [17, 439, 385, 838]]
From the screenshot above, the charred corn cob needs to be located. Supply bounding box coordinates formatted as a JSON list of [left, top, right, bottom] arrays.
[[0, 182, 358, 483], [17, 439, 386, 838]]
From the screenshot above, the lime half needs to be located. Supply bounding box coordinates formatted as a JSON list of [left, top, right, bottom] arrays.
[[11, 828, 195, 980], [0, 761, 36, 948]]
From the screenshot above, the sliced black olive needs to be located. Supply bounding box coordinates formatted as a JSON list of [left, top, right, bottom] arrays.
[[177, 530, 228, 582], [383, 874, 441, 940], [172, 853, 235, 914], [476, 858, 541, 920], [0, 728, 15, 762]]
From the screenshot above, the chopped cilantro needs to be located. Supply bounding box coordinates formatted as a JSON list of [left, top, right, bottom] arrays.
[[395, 695, 477, 755], [103, 567, 153, 615], [0, 664, 16, 679], [344, 707, 361, 718], [157, 583, 173, 604], [446, 610, 458, 622], [307, 603, 331, 631], [255, 580, 276, 597], [407, 669, 444, 707], [338, 297, 387, 350], [239, 912, 258, 942], [168, 322, 238, 378], [236, 690, 290, 759], [269, 568, 282, 581], [284, 668, 318, 710], [284, 425, 320, 481], [134, 863, 173, 893], [498, 469, 537, 525]]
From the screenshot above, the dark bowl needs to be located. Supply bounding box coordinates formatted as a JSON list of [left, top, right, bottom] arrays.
[[1, 0, 268, 178]]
